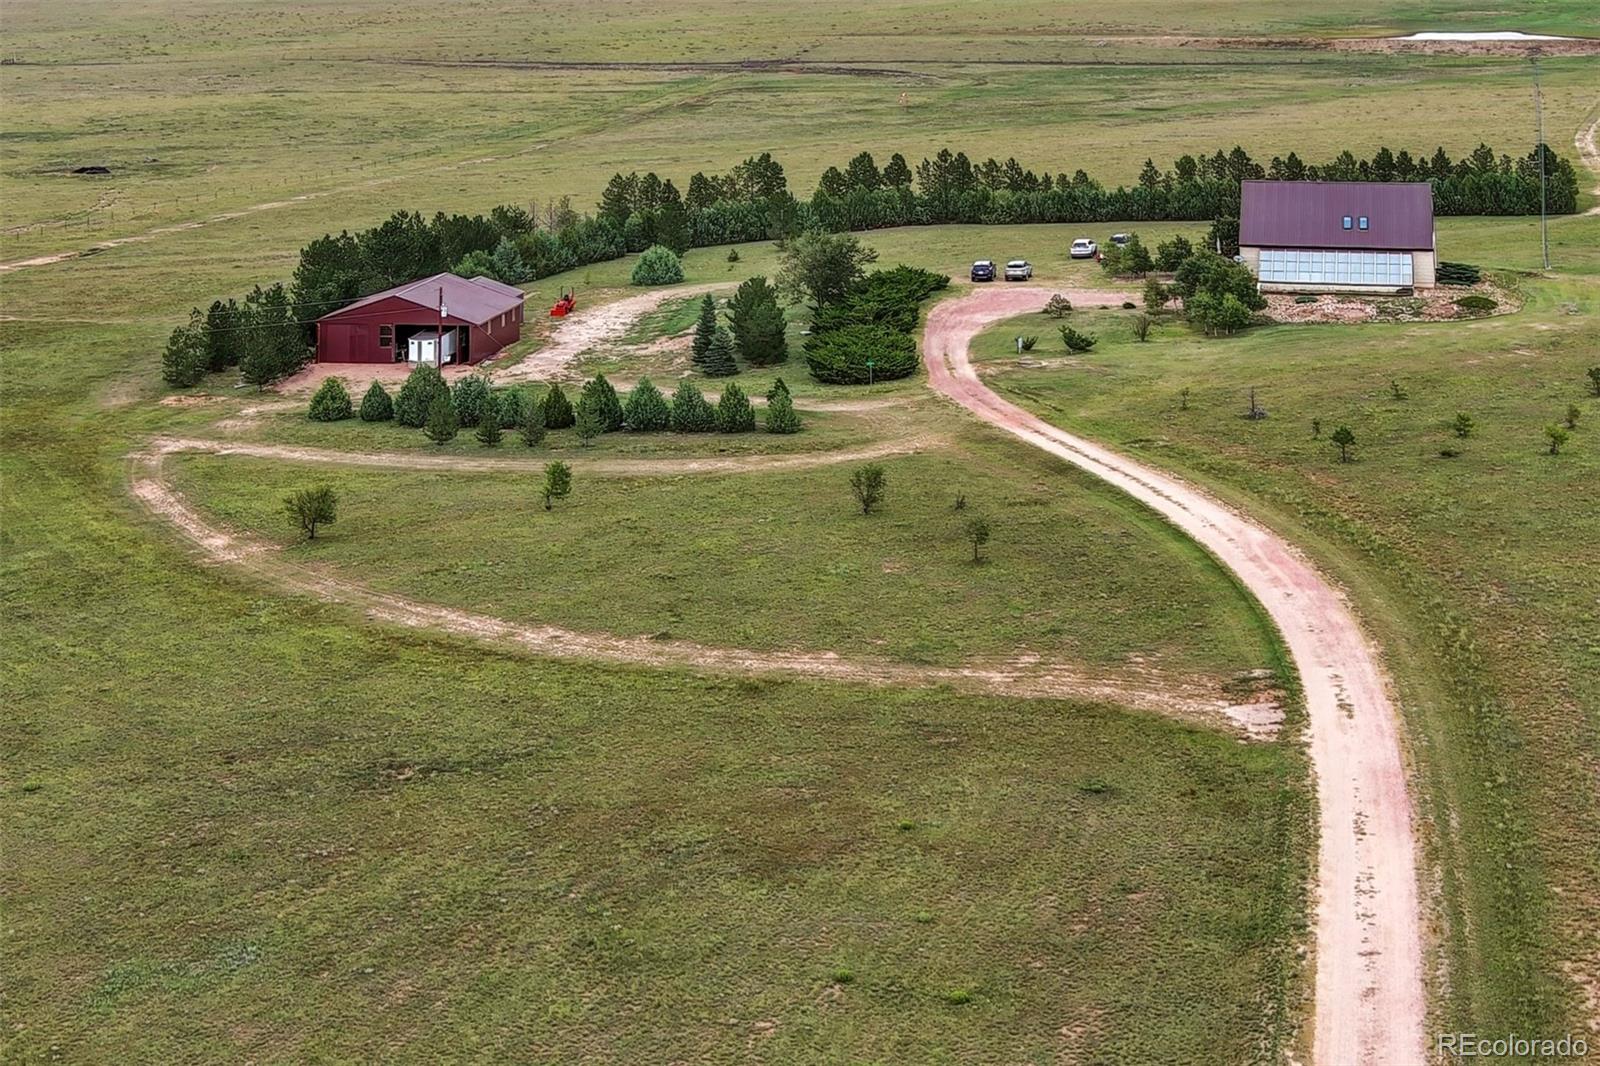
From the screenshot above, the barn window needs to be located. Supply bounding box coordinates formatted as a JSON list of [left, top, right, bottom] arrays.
[[1342, 216, 1353, 230], [1358, 216, 1369, 230], [378, 325, 393, 348]]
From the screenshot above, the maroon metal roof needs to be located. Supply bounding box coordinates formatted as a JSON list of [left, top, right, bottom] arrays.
[[321, 272, 524, 325], [1239, 181, 1434, 251]]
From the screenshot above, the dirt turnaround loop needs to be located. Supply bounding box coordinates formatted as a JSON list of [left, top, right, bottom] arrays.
[[128, 445, 1271, 735], [923, 286, 1425, 1065]]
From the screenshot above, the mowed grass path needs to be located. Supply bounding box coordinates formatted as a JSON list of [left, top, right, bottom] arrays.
[[975, 216, 1600, 1037]]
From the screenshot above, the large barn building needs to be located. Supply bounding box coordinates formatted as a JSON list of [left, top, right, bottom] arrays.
[[315, 273, 526, 365], [1239, 181, 1436, 294]]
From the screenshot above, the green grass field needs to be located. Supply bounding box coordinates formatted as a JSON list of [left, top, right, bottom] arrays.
[[3, 0, 1598, 1058]]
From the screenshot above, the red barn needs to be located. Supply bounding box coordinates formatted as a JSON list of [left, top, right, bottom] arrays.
[[315, 272, 526, 365]]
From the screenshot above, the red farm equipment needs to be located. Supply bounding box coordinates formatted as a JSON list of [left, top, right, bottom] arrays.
[[549, 290, 576, 317]]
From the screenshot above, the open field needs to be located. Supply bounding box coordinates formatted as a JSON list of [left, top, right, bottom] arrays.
[[4, 0, 1599, 1059]]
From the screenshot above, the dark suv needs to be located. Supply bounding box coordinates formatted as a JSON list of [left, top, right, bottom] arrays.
[[970, 260, 997, 282]]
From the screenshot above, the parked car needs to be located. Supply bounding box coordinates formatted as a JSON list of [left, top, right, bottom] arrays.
[[1004, 260, 1033, 281], [970, 260, 997, 282], [1069, 238, 1098, 259], [1110, 233, 1131, 247]]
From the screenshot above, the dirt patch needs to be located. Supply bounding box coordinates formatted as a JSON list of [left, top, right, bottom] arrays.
[[1331, 34, 1600, 56], [275, 361, 485, 396], [129, 445, 1267, 736], [1578, 118, 1600, 216], [923, 285, 1424, 1064], [1265, 280, 1518, 325]]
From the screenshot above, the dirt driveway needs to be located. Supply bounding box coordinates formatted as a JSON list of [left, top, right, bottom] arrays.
[[923, 285, 1424, 1065]]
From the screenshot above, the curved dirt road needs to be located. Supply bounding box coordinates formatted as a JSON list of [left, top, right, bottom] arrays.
[[923, 286, 1423, 1065]]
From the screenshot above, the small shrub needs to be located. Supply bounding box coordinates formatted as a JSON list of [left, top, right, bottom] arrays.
[[943, 989, 973, 1006], [670, 381, 717, 432], [624, 377, 672, 431], [1389, 379, 1408, 401], [963, 515, 991, 563], [1131, 314, 1151, 342], [1451, 412, 1475, 438], [1121, 301, 1136, 310], [1179, 387, 1190, 411], [285, 484, 337, 540], [953, 493, 966, 511], [1018, 335, 1037, 352], [1436, 260, 1482, 286], [1438, 446, 1462, 459], [358, 381, 394, 422], [1565, 403, 1581, 430], [912, 910, 935, 924], [307, 377, 353, 422], [541, 382, 575, 428], [1588, 367, 1600, 397], [1331, 425, 1356, 463], [715, 382, 756, 432], [849, 463, 886, 514], [1043, 294, 1072, 317], [1059, 325, 1097, 352], [765, 387, 802, 434], [423, 393, 458, 445], [1453, 294, 1497, 314], [541, 460, 572, 509], [1545, 424, 1568, 455], [726, 247, 740, 263], [831, 969, 854, 986], [1188, 291, 1253, 336], [630, 244, 684, 286], [475, 396, 503, 446], [1311, 418, 1322, 439], [1141, 277, 1167, 312], [1294, 295, 1318, 305]]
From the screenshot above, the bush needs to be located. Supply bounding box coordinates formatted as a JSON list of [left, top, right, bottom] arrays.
[[394, 363, 447, 427], [519, 395, 547, 447], [716, 382, 756, 432], [1565, 403, 1581, 430], [765, 388, 802, 433], [1331, 424, 1356, 463], [1131, 314, 1152, 342], [1452, 412, 1475, 438], [580, 373, 625, 431], [1099, 233, 1152, 276], [307, 377, 353, 421], [284, 485, 337, 540], [1172, 251, 1265, 310], [1043, 294, 1073, 318], [1453, 294, 1497, 314], [1059, 325, 1097, 352], [1188, 291, 1253, 336], [424, 393, 459, 445], [810, 265, 948, 335], [1545, 423, 1568, 455], [805, 324, 918, 384], [1141, 277, 1167, 312], [494, 388, 527, 429], [542, 460, 572, 509], [630, 244, 684, 286], [726, 247, 740, 262], [963, 515, 991, 563], [1018, 335, 1037, 351], [1436, 261, 1482, 286], [670, 380, 717, 432], [451, 373, 493, 427], [541, 382, 575, 428], [849, 463, 886, 514], [1294, 295, 1318, 305], [1588, 366, 1600, 397], [1121, 301, 1136, 310], [358, 381, 394, 422], [624, 377, 672, 430]]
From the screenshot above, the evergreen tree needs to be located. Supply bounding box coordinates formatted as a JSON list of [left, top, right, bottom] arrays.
[[423, 393, 459, 445], [307, 377, 353, 421], [844, 151, 882, 191], [692, 294, 718, 367], [489, 236, 529, 283], [671, 380, 717, 432], [519, 394, 547, 447], [161, 310, 209, 388], [239, 284, 302, 388], [395, 363, 447, 427], [579, 373, 625, 431], [765, 387, 801, 434], [702, 327, 739, 377], [716, 382, 756, 432], [541, 382, 575, 428], [541, 461, 572, 510], [475, 395, 503, 446], [624, 377, 671, 430], [882, 152, 913, 188], [203, 298, 240, 371], [766, 376, 791, 404], [452, 374, 493, 427], [725, 275, 787, 366], [574, 396, 603, 445], [359, 381, 394, 422]]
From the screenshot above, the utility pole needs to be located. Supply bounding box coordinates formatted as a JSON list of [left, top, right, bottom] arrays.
[[1532, 54, 1551, 271]]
